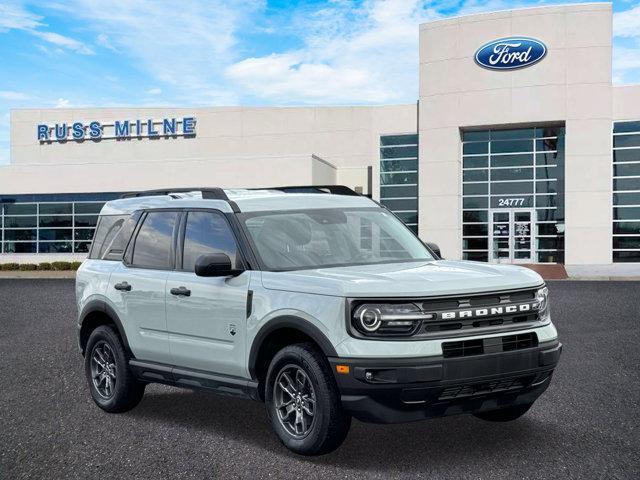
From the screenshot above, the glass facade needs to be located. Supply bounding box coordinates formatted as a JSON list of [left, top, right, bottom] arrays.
[[0, 193, 119, 254], [379, 134, 418, 234], [613, 121, 640, 263], [461, 126, 565, 263]]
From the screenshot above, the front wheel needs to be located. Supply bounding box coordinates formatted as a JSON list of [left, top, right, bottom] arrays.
[[473, 402, 533, 422], [265, 343, 351, 455]]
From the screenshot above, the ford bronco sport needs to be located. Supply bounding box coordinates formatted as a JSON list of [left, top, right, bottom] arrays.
[[76, 186, 561, 455]]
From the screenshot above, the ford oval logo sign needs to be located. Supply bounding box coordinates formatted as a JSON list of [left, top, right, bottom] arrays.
[[475, 37, 547, 70]]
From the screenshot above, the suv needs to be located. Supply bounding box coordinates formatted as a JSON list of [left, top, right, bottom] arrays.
[[76, 186, 561, 455]]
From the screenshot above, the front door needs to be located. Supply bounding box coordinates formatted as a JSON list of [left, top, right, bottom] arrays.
[[489, 209, 535, 263], [166, 210, 249, 378]]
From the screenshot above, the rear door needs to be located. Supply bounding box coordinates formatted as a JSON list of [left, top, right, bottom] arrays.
[[107, 210, 180, 365], [166, 210, 250, 377]]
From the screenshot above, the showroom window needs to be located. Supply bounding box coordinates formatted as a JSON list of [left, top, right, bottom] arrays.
[[613, 121, 640, 263], [461, 126, 565, 264], [380, 134, 418, 234], [1, 201, 105, 253]]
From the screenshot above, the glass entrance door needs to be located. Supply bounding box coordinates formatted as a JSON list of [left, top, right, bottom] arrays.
[[489, 209, 535, 263]]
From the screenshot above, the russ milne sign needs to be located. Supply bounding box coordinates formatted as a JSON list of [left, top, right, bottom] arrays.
[[475, 37, 546, 70], [37, 117, 196, 142]]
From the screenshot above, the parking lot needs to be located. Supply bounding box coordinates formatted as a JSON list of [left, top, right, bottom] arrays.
[[0, 279, 638, 479]]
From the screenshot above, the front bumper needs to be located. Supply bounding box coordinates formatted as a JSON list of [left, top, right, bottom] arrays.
[[328, 340, 562, 423]]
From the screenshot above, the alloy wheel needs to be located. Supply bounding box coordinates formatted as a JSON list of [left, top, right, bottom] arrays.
[[90, 341, 117, 398], [274, 364, 316, 438]]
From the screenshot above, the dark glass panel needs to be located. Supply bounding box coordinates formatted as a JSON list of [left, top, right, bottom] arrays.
[[536, 180, 558, 194], [463, 238, 488, 249], [536, 208, 564, 222], [536, 137, 563, 151], [491, 182, 534, 195], [74, 241, 91, 253], [463, 224, 488, 236], [74, 202, 104, 214], [535, 126, 564, 138], [614, 208, 640, 221], [613, 178, 640, 191], [463, 197, 488, 209], [4, 216, 37, 228], [74, 215, 99, 227], [613, 192, 640, 205], [463, 251, 488, 261], [39, 241, 73, 253], [463, 183, 488, 195], [490, 128, 534, 140], [4, 229, 37, 241], [491, 154, 533, 167], [380, 146, 418, 159], [39, 203, 72, 215], [535, 194, 561, 208], [3, 203, 36, 215], [613, 121, 640, 134], [74, 228, 96, 240], [537, 237, 564, 250], [39, 216, 73, 227], [463, 142, 488, 155], [380, 185, 418, 198], [463, 169, 488, 182], [132, 211, 179, 269], [613, 251, 640, 262], [394, 212, 418, 224], [407, 224, 418, 235], [380, 198, 418, 211], [463, 156, 488, 168], [536, 223, 561, 235], [463, 210, 488, 222], [491, 139, 533, 154], [491, 168, 534, 181], [39, 229, 73, 241], [613, 149, 640, 163], [613, 237, 640, 249], [537, 251, 564, 263], [536, 166, 559, 180], [535, 151, 562, 165], [614, 163, 640, 177], [613, 135, 640, 148], [3, 242, 37, 253], [380, 159, 418, 172], [380, 134, 418, 146], [380, 172, 418, 185], [613, 222, 640, 234], [462, 131, 489, 141]]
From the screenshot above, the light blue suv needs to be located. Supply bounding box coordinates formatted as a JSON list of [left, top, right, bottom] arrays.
[[76, 186, 561, 455]]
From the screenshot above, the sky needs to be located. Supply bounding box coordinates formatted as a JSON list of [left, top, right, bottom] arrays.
[[0, 0, 639, 165]]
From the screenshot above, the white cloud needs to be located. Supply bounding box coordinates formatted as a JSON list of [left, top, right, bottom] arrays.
[[0, 90, 30, 100], [0, 3, 42, 31], [146, 88, 162, 95], [31, 30, 94, 55], [54, 98, 70, 108], [613, 5, 640, 38], [96, 33, 117, 51]]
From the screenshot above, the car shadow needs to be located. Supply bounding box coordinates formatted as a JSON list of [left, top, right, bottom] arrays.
[[129, 386, 560, 473]]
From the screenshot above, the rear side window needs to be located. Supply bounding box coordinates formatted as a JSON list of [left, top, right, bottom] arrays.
[[182, 211, 240, 272], [89, 215, 127, 259], [131, 211, 179, 269], [102, 211, 142, 261]]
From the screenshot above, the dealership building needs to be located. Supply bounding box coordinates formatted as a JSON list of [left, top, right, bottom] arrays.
[[2, 3, 639, 275]]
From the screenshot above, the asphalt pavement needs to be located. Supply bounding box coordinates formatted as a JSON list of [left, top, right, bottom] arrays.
[[0, 279, 638, 479]]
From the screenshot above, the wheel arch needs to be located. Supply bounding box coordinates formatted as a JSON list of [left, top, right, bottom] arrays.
[[78, 299, 131, 356]]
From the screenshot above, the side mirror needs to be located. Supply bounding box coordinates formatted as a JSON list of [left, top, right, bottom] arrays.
[[425, 242, 442, 259], [194, 253, 242, 277]]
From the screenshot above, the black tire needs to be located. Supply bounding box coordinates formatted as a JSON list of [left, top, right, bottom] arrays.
[[265, 342, 351, 455], [84, 325, 145, 413], [473, 402, 533, 422]]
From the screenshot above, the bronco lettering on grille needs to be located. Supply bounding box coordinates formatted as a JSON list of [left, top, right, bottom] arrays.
[[439, 302, 535, 320]]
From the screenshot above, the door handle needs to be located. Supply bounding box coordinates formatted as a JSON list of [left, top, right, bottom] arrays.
[[114, 281, 132, 292], [170, 286, 191, 297]]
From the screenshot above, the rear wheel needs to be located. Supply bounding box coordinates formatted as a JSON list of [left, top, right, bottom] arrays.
[[473, 402, 533, 422], [85, 325, 145, 413], [265, 343, 351, 455]]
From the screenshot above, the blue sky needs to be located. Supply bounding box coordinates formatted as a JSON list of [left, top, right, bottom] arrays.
[[1, 0, 639, 165]]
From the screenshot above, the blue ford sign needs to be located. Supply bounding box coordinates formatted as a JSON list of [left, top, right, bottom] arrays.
[[37, 117, 196, 142], [475, 37, 546, 70]]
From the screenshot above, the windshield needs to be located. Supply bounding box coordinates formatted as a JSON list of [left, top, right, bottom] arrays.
[[243, 208, 434, 271]]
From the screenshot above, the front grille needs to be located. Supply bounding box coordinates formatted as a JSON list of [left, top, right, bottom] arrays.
[[437, 375, 533, 401], [442, 332, 538, 358]]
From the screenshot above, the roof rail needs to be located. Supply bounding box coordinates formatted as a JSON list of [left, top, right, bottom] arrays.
[[256, 185, 360, 196], [119, 187, 230, 201]]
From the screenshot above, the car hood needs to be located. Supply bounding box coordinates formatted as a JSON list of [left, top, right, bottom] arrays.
[[260, 260, 544, 298]]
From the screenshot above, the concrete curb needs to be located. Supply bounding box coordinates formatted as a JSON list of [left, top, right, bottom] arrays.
[[0, 271, 76, 279]]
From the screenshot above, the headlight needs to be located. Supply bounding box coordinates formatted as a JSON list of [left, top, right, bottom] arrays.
[[352, 303, 433, 336], [536, 286, 549, 316]]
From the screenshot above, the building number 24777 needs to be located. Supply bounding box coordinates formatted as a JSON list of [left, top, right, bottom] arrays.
[[497, 198, 526, 207]]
